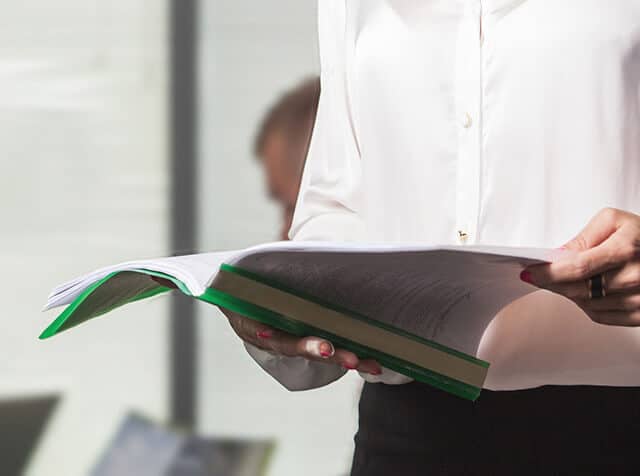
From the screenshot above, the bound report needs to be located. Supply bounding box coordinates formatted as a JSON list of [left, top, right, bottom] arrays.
[[41, 242, 559, 401]]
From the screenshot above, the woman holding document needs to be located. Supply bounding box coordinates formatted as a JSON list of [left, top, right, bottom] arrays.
[[222, 1, 640, 473]]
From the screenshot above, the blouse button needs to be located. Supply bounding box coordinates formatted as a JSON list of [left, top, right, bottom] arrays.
[[462, 112, 473, 128]]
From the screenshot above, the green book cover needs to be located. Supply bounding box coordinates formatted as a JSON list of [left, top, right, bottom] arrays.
[[40, 243, 554, 402]]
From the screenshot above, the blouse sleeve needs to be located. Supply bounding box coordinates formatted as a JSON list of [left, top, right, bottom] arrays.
[[288, 0, 365, 242], [244, 0, 411, 390]]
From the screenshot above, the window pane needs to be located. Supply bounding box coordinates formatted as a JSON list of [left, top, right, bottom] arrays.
[[0, 2, 169, 475]]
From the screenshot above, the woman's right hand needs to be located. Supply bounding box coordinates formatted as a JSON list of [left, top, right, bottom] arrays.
[[222, 308, 383, 375], [150, 275, 382, 375]]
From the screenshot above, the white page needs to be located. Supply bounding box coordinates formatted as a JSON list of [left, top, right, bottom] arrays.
[[45, 242, 564, 356], [227, 243, 563, 355], [44, 250, 236, 310]]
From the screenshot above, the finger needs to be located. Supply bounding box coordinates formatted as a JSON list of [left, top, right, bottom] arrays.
[[538, 270, 638, 301], [586, 310, 640, 327], [220, 310, 380, 373], [602, 263, 640, 294], [252, 330, 384, 374], [266, 334, 333, 359], [224, 311, 277, 348], [327, 351, 381, 374], [293, 339, 378, 372], [526, 209, 639, 287], [526, 233, 633, 287], [330, 348, 360, 369], [579, 293, 640, 312], [223, 309, 271, 338], [257, 330, 336, 361], [297, 336, 336, 359], [542, 280, 591, 301], [561, 207, 629, 251], [355, 359, 383, 375]]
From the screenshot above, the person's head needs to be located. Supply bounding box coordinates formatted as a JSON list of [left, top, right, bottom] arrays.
[[254, 76, 320, 240]]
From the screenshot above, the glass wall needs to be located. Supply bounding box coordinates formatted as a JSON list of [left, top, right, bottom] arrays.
[[0, 2, 169, 475]]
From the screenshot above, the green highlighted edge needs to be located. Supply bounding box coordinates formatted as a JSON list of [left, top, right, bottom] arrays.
[[39, 269, 181, 340]]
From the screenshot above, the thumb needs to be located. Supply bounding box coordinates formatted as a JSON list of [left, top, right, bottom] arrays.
[[562, 208, 623, 251]]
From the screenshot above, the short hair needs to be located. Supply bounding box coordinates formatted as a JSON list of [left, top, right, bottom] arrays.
[[253, 76, 321, 164]]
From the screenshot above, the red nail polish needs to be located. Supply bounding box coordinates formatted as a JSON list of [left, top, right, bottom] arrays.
[[342, 363, 356, 370], [257, 330, 272, 339], [520, 270, 533, 284], [319, 343, 334, 358], [371, 369, 382, 376]]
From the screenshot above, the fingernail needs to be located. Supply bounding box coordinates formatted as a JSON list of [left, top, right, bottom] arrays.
[[320, 341, 335, 358], [257, 330, 273, 339], [342, 363, 357, 370], [520, 270, 533, 284], [370, 369, 382, 376], [304, 339, 332, 358]]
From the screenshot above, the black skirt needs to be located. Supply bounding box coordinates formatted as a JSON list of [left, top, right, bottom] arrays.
[[351, 382, 640, 475]]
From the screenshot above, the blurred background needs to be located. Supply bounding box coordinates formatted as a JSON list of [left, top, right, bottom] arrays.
[[0, 1, 362, 475]]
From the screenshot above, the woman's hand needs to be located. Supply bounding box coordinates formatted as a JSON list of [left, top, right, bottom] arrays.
[[151, 275, 383, 375], [222, 309, 383, 375], [521, 207, 640, 326]]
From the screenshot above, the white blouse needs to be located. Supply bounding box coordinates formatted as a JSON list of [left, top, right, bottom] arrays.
[[246, 0, 640, 391]]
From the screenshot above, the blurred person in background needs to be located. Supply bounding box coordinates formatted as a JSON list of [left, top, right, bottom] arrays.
[[253, 77, 320, 241]]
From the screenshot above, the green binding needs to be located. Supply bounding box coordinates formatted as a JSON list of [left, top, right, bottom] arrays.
[[40, 265, 486, 401]]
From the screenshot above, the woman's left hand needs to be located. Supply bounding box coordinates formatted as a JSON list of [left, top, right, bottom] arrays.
[[521, 207, 640, 326]]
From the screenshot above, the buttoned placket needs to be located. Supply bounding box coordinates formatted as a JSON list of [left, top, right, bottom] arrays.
[[454, 0, 484, 245]]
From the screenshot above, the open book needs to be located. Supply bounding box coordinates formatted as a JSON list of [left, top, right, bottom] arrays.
[[42, 242, 559, 400]]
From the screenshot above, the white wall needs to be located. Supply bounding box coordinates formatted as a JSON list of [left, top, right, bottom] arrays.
[[0, 2, 169, 475], [197, 2, 363, 475]]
